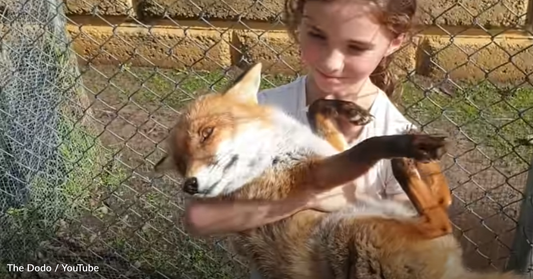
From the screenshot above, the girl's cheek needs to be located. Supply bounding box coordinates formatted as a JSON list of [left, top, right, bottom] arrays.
[[300, 40, 321, 67], [344, 55, 381, 78]]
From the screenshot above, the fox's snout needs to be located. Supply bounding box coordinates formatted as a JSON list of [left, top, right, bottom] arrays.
[[182, 177, 199, 195]]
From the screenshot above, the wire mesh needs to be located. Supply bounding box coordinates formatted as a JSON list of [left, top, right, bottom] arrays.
[[0, 0, 532, 278], [0, 0, 94, 270]]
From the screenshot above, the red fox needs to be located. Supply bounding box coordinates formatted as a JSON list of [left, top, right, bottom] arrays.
[[156, 63, 524, 279]]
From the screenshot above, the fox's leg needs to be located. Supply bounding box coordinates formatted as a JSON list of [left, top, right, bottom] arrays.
[[411, 159, 452, 209], [307, 98, 374, 151], [390, 155, 453, 239], [403, 129, 452, 210], [390, 129, 452, 212], [306, 132, 448, 195]]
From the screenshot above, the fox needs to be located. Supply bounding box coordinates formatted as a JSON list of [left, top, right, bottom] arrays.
[[155, 62, 524, 279]]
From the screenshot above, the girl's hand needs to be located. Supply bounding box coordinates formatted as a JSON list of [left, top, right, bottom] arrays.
[[305, 184, 356, 212]]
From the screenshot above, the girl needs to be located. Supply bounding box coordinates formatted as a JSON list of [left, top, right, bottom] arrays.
[[183, 0, 418, 276]]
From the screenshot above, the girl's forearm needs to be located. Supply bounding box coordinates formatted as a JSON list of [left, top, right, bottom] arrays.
[[183, 196, 309, 237]]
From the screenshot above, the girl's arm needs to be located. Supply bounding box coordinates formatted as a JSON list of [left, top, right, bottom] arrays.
[[183, 195, 310, 237], [183, 187, 351, 237]]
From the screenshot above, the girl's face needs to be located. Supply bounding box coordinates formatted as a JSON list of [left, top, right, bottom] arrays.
[[298, 0, 404, 95]]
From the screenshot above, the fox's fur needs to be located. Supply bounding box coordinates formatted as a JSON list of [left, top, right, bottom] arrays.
[[157, 63, 524, 279]]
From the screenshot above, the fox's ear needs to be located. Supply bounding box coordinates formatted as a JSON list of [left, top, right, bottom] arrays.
[[224, 62, 262, 104]]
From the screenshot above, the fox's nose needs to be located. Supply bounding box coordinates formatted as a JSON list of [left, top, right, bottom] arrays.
[[182, 177, 198, 194]]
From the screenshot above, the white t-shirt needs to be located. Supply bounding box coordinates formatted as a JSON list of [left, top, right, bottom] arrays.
[[257, 76, 416, 200]]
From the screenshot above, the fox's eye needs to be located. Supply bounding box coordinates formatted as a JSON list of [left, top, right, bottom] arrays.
[[200, 126, 214, 142]]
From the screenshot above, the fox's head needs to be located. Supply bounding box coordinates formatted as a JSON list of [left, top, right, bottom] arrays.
[[155, 63, 278, 198]]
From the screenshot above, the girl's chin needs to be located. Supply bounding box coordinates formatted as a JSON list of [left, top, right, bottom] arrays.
[[311, 71, 353, 94], [314, 78, 349, 94]]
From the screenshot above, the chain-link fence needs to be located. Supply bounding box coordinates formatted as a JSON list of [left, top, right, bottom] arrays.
[[0, 0, 532, 278]]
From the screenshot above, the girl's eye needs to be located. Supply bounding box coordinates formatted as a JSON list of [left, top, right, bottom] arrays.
[[348, 43, 374, 55], [348, 45, 365, 53], [307, 31, 326, 40]]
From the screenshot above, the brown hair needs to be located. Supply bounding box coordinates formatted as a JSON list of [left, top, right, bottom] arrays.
[[283, 0, 417, 102]]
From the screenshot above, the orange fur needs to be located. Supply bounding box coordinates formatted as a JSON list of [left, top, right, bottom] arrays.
[[390, 155, 453, 239]]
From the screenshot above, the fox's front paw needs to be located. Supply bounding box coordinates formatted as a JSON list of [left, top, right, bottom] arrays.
[[403, 134, 447, 162], [307, 99, 374, 126], [334, 99, 374, 126]]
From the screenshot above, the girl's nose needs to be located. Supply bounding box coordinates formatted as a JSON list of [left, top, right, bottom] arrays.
[[318, 48, 344, 75]]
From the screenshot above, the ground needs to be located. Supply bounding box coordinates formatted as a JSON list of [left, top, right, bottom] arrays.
[[4, 63, 532, 278]]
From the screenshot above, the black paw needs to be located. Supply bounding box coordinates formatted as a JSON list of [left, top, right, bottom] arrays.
[[403, 134, 447, 162]]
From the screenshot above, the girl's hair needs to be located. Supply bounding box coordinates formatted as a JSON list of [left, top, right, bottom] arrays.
[[283, 0, 417, 102]]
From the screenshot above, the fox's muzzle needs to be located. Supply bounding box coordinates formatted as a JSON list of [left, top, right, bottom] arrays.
[[182, 177, 199, 195]]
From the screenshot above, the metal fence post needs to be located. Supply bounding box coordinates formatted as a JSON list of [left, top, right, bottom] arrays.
[[505, 158, 533, 275]]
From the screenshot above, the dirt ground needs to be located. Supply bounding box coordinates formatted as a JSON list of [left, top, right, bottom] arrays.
[[59, 63, 533, 278]]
